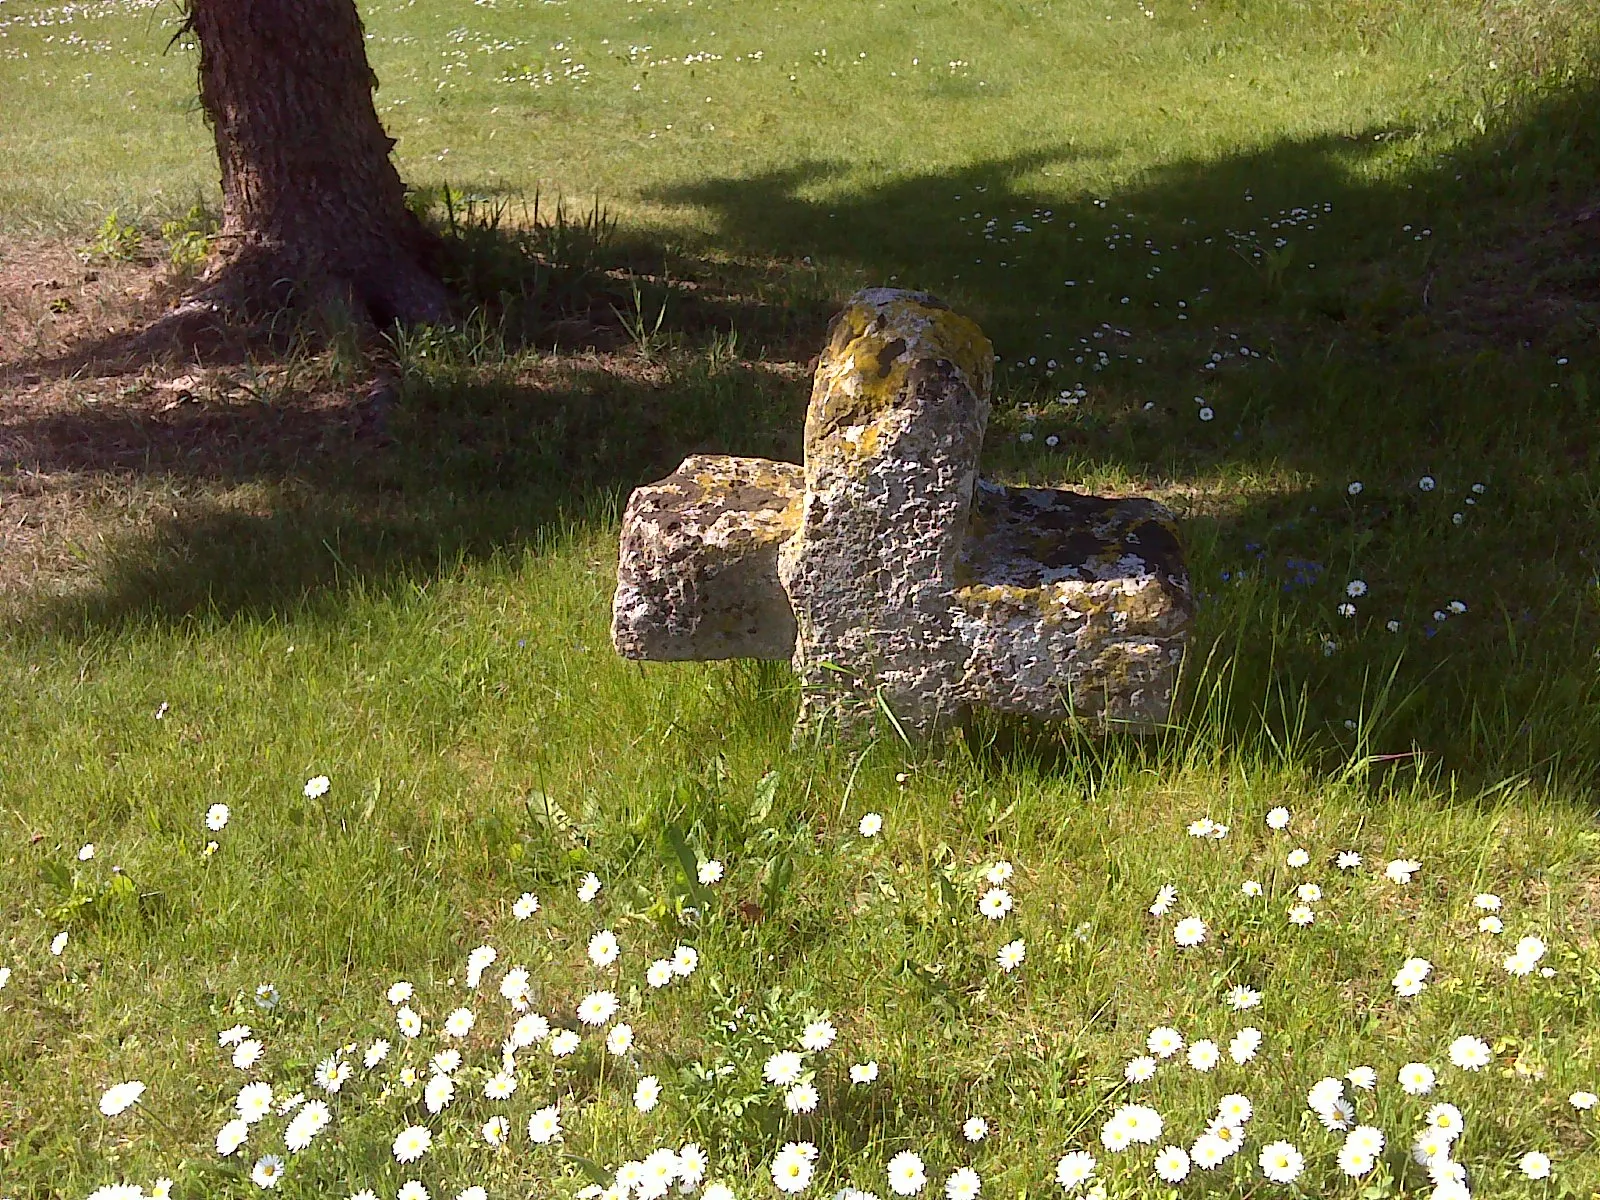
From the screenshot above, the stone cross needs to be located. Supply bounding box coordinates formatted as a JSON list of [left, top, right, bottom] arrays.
[[611, 288, 1193, 741]]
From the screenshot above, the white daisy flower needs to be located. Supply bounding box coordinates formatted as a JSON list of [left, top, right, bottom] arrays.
[[1345, 1066, 1377, 1090], [672, 945, 699, 976], [697, 860, 724, 885], [303, 775, 330, 799], [1225, 985, 1262, 1010], [944, 1166, 981, 1200], [996, 939, 1026, 972], [588, 930, 621, 968], [1173, 917, 1206, 947], [850, 1061, 879, 1084], [978, 888, 1013, 920], [512, 892, 540, 920], [577, 872, 602, 903], [444, 1007, 476, 1038], [887, 1151, 927, 1196], [251, 1154, 285, 1189], [963, 1116, 989, 1142], [785, 1083, 819, 1113], [1149, 885, 1177, 917], [549, 1029, 580, 1057], [1153, 1146, 1189, 1183], [1385, 858, 1421, 884], [1187, 1040, 1220, 1071], [1265, 807, 1290, 830], [528, 1104, 562, 1144], [765, 1051, 805, 1086], [634, 1075, 662, 1112], [1398, 1062, 1436, 1095], [1054, 1150, 1096, 1191], [1286, 848, 1310, 868], [482, 1115, 509, 1146], [206, 803, 231, 831], [1257, 1141, 1304, 1184], [859, 813, 883, 837], [577, 991, 619, 1026], [1124, 1056, 1157, 1083], [801, 1019, 836, 1051], [1229, 1027, 1262, 1064], [393, 1125, 432, 1164], [606, 1023, 634, 1055], [217, 1117, 250, 1157], [1241, 879, 1263, 896], [771, 1145, 814, 1194], [98, 1082, 146, 1117], [386, 981, 413, 1005]]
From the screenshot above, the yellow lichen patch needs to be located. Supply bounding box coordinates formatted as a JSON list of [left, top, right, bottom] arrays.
[[806, 292, 993, 448]]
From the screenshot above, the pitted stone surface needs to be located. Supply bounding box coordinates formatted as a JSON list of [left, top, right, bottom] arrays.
[[611, 454, 803, 662], [778, 288, 994, 738], [952, 482, 1192, 728], [609, 288, 1194, 739]]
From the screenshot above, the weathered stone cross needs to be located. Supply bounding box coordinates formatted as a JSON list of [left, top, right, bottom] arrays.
[[610, 288, 1193, 742]]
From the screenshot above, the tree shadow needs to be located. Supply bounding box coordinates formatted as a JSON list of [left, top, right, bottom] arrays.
[[4, 70, 1598, 775]]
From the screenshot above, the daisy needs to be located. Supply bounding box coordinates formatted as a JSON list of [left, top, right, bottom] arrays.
[[1054, 1150, 1096, 1191], [1229, 1027, 1262, 1064], [499, 965, 531, 1008], [1225, 985, 1262, 1010], [363, 1039, 390, 1068], [233, 1040, 264, 1070], [786, 1083, 820, 1113], [1346, 580, 1367, 597], [766, 1051, 806, 1085], [588, 930, 620, 968], [1108, 1104, 1162, 1145], [512, 892, 539, 919], [219, 1024, 252, 1047], [1258, 1141, 1303, 1184], [1346, 1126, 1384, 1156], [963, 1116, 989, 1142], [577, 991, 619, 1026], [1187, 817, 1217, 838], [1570, 1091, 1598, 1110], [444, 1007, 476, 1037], [634, 1075, 662, 1112], [1190, 1136, 1226, 1171], [1216, 1094, 1252, 1125], [851, 1061, 880, 1084], [528, 1105, 562, 1144], [1398, 1062, 1436, 1095], [393, 1125, 432, 1164], [251, 1154, 285, 1189], [511, 1012, 550, 1047], [1479, 915, 1504, 934], [1288, 904, 1314, 926], [464, 946, 497, 990], [1147, 1027, 1184, 1058], [700, 1185, 734, 1200], [1241, 879, 1263, 896], [887, 1152, 927, 1197], [1448, 1035, 1491, 1070], [1125, 1056, 1157, 1083], [1336, 850, 1361, 870], [397, 1185, 429, 1200], [801, 1019, 837, 1051], [206, 803, 231, 831], [99, 1082, 146, 1117], [484, 1071, 517, 1099], [647, 959, 675, 988], [996, 939, 1026, 972], [1266, 807, 1290, 830], [483, 1115, 509, 1145], [944, 1167, 981, 1200], [606, 1023, 634, 1055], [672, 945, 700, 976], [1346, 1066, 1377, 1090], [1149, 885, 1177, 917], [49, 931, 69, 956], [1473, 892, 1501, 910], [458, 1191, 487, 1200], [1187, 1040, 1220, 1072], [152, 1180, 174, 1199], [1336, 1144, 1374, 1177], [979, 888, 1013, 919], [314, 1056, 350, 1093], [1173, 917, 1206, 947], [698, 860, 724, 885], [1286, 848, 1310, 868], [678, 1144, 709, 1188], [386, 981, 414, 1005], [424, 1073, 455, 1115], [1307, 1077, 1344, 1112], [1153, 1146, 1189, 1183], [1385, 858, 1421, 884], [859, 813, 883, 837], [236, 1082, 273, 1123], [549, 1029, 580, 1057], [577, 872, 602, 903], [396, 1007, 422, 1038], [771, 1145, 814, 1193], [1296, 883, 1322, 903], [284, 1100, 330, 1151], [1424, 1103, 1464, 1140], [304, 775, 330, 799]]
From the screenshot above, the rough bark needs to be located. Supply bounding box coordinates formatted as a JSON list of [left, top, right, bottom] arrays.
[[169, 0, 448, 332]]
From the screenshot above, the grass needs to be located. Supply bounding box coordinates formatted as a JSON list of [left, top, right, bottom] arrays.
[[1, 0, 1600, 1196]]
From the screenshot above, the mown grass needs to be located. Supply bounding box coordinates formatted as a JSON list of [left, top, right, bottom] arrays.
[[1, 0, 1599, 1196]]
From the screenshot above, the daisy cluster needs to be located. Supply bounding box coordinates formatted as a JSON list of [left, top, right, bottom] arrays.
[[48, 778, 1596, 1198]]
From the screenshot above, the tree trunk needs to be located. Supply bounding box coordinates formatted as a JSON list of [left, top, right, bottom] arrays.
[[180, 0, 448, 328]]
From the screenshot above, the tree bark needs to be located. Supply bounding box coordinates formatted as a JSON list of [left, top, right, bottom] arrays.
[[179, 0, 448, 328]]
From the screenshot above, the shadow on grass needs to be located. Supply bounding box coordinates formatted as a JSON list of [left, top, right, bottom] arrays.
[[3, 70, 1598, 778]]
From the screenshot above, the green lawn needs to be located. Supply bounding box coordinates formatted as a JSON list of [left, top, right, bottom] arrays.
[[1, 0, 1599, 1197]]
